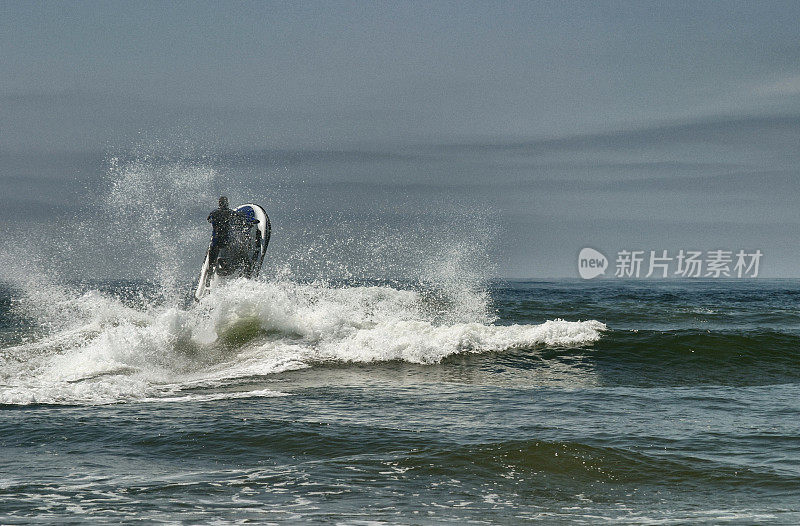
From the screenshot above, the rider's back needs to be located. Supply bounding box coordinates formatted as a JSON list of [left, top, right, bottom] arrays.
[[208, 207, 236, 244]]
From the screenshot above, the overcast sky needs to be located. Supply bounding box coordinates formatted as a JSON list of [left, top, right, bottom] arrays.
[[4, 1, 800, 149], [2, 1, 800, 278]]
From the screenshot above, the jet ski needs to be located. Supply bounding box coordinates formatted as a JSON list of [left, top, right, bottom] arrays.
[[194, 203, 271, 301]]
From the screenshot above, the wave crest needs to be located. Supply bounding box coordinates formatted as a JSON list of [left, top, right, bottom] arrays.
[[0, 279, 605, 405]]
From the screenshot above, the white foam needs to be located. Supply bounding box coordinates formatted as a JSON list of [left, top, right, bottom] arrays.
[[141, 388, 288, 403], [0, 279, 606, 405]]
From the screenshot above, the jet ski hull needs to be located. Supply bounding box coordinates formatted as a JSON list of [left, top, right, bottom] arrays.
[[194, 203, 270, 301]]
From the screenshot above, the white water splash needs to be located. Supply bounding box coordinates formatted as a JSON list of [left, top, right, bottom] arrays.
[[104, 155, 219, 302], [0, 278, 605, 405]]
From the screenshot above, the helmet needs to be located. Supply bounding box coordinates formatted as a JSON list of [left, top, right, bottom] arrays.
[[219, 196, 229, 208]]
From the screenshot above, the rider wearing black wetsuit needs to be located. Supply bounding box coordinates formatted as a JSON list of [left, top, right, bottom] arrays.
[[207, 196, 258, 267]]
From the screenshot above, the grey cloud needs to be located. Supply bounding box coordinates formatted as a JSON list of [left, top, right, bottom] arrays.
[[448, 114, 800, 154]]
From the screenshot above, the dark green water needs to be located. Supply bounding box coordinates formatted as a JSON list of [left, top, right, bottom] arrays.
[[1, 279, 799, 524]]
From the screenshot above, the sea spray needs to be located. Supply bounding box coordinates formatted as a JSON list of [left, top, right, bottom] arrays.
[[104, 154, 219, 303]]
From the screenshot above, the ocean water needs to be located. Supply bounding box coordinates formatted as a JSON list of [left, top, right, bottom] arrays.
[[1, 277, 799, 524]]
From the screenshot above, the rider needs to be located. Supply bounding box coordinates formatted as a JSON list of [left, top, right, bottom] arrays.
[[207, 196, 259, 267]]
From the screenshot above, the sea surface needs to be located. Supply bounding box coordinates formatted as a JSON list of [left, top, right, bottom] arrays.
[[1, 277, 799, 524]]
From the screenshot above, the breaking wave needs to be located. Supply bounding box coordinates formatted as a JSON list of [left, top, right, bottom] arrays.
[[0, 146, 605, 405], [0, 278, 605, 405]]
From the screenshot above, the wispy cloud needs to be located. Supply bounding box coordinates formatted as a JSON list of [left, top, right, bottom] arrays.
[[752, 74, 800, 97], [444, 113, 800, 153]]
